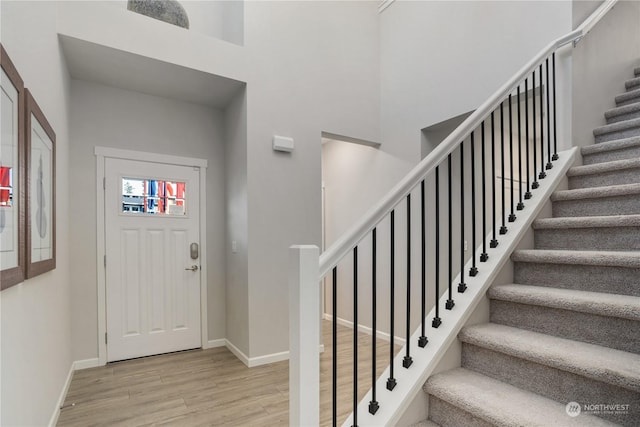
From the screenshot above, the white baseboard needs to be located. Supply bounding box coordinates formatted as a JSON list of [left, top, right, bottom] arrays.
[[206, 338, 226, 349], [74, 358, 101, 370], [48, 362, 74, 427], [224, 339, 251, 366], [323, 313, 406, 346], [248, 350, 289, 367]]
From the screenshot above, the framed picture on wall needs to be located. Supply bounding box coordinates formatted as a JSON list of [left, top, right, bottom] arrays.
[[25, 88, 56, 278], [0, 44, 26, 290]]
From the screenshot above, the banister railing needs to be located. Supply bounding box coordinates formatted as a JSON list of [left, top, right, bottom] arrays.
[[318, 0, 617, 279], [290, 1, 618, 426]]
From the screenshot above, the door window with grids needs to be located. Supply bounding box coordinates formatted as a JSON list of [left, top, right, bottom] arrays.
[[121, 177, 186, 216]]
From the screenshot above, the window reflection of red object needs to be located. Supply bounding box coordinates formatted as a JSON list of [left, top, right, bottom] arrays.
[[176, 182, 185, 206], [0, 166, 11, 206]]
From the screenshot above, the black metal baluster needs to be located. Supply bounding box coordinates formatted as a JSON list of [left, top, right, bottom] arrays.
[[490, 112, 498, 248], [552, 52, 558, 161], [500, 101, 507, 235], [353, 246, 358, 427], [470, 131, 479, 275], [369, 229, 379, 415], [539, 63, 546, 180], [517, 85, 524, 211], [480, 121, 489, 262], [446, 154, 455, 310], [432, 168, 442, 328], [525, 77, 532, 199], [508, 94, 516, 223], [387, 211, 397, 390], [419, 181, 428, 347], [459, 142, 467, 293], [403, 195, 413, 369], [546, 57, 553, 170], [332, 266, 337, 427], [532, 69, 539, 190]]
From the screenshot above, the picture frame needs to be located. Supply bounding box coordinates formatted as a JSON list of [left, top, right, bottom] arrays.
[[25, 88, 56, 278], [0, 44, 26, 290]]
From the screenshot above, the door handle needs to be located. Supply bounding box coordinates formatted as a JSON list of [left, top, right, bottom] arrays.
[[185, 265, 199, 271]]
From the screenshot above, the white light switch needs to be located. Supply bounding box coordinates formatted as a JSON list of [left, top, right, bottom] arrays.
[[273, 135, 294, 152], [232, 241, 238, 253]]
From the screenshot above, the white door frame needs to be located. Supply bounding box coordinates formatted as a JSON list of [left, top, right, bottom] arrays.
[[95, 146, 208, 366]]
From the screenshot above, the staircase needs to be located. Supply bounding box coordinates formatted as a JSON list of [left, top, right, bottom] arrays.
[[419, 68, 640, 426]]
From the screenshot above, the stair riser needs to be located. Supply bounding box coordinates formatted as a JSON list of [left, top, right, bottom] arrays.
[[535, 226, 640, 251], [514, 262, 640, 296], [617, 94, 640, 107], [583, 146, 640, 165], [595, 127, 640, 144], [427, 396, 493, 427], [489, 300, 640, 354], [607, 110, 640, 124], [552, 195, 640, 217], [569, 168, 640, 189], [462, 344, 640, 426]]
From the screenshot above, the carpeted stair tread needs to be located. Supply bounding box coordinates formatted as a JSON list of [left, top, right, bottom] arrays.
[[635, 66, 640, 77], [616, 87, 640, 106], [593, 116, 640, 138], [489, 284, 640, 323], [533, 213, 640, 229], [567, 157, 640, 177], [424, 368, 617, 427], [459, 323, 640, 392], [408, 421, 440, 427], [512, 249, 640, 268], [583, 135, 640, 154], [551, 182, 640, 201], [625, 76, 640, 91], [605, 101, 640, 123]]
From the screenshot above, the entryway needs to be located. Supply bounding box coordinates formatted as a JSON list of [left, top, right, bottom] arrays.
[[97, 148, 208, 363]]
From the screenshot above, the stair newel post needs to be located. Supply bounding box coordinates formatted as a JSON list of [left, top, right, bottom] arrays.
[[288, 245, 320, 427], [369, 228, 379, 415], [387, 210, 397, 390], [517, 84, 525, 211], [490, 111, 499, 248], [459, 142, 467, 293], [532, 68, 539, 190], [352, 246, 359, 427], [432, 168, 442, 328], [332, 266, 338, 427], [545, 57, 553, 170], [419, 180, 428, 347], [525, 77, 532, 199], [403, 194, 413, 368], [552, 52, 559, 161], [446, 154, 455, 310], [500, 101, 508, 235], [480, 121, 489, 262], [508, 93, 516, 223], [539, 63, 547, 180], [470, 131, 479, 276]]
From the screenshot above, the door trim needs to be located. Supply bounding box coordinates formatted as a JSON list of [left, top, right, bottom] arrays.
[[95, 146, 208, 366]]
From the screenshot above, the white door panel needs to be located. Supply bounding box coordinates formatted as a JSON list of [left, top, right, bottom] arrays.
[[105, 158, 201, 362]]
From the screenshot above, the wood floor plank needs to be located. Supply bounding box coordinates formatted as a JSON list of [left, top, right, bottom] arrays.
[[57, 321, 401, 426]]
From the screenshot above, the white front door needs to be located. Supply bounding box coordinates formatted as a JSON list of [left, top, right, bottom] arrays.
[[105, 158, 201, 362]]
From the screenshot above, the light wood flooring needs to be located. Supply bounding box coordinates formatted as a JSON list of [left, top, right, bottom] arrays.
[[57, 321, 401, 426]]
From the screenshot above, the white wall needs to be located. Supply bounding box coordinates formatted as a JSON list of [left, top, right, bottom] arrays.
[[0, 1, 73, 425], [242, 0, 381, 359], [380, 0, 572, 161], [69, 79, 228, 360]]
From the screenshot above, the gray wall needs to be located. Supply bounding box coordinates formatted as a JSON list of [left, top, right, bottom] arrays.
[[572, 0, 640, 149], [1, 1, 73, 425], [69, 80, 228, 360]]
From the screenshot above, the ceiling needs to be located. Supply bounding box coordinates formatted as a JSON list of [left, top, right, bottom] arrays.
[[59, 35, 245, 109]]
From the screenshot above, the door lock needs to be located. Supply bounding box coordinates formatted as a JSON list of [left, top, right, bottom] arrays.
[[185, 265, 199, 271]]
